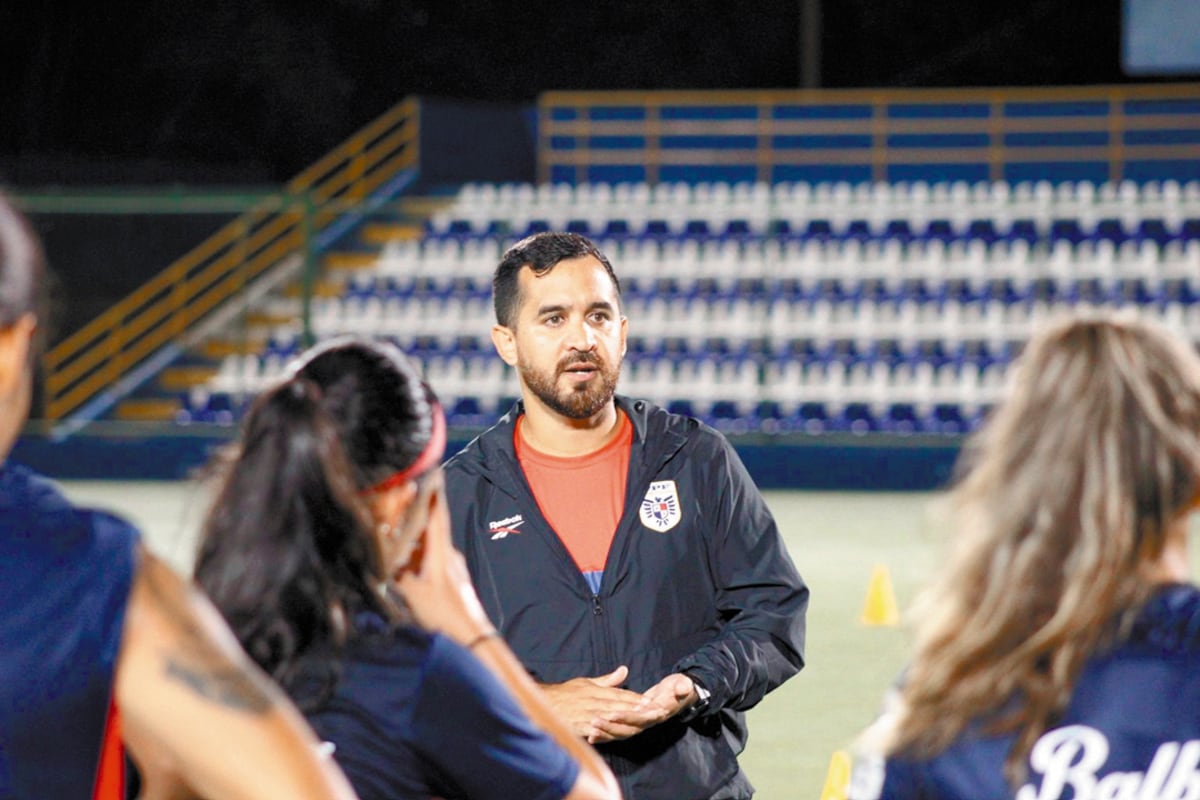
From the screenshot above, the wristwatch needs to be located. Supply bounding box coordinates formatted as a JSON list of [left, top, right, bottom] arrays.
[[681, 672, 712, 720]]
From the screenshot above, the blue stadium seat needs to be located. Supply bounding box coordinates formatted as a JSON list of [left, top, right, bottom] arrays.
[[922, 219, 956, 242], [721, 219, 754, 239], [667, 398, 697, 417], [797, 401, 830, 433], [445, 218, 475, 236], [1092, 218, 1128, 243], [202, 392, 240, 426], [523, 219, 553, 236], [1136, 218, 1171, 245], [928, 403, 967, 435], [602, 219, 633, 238], [884, 219, 914, 242], [1007, 219, 1039, 244], [965, 219, 998, 243], [1050, 218, 1085, 245], [834, 402, 880, 435], [802, 219, 833, 240], [845, 220, 873, 240], [882, 403, 922, 435], [768, 218, 794, 237], [642, 219, 673, 239]]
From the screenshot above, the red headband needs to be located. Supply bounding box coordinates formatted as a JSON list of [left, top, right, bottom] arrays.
[[365, 400, 447, 494]]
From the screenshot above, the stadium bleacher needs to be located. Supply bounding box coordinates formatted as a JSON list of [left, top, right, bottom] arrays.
[[177, 178, 1200, 436]]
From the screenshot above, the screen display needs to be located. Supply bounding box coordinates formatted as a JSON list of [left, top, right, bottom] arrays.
[[1123, 0, 1200, 75]]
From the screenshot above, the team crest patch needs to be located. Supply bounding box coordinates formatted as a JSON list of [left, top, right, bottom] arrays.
[[640, 480, 681, 532]]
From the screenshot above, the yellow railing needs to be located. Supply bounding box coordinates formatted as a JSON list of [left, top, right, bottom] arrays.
[[540, 84, 1200, 184], [40, 96, 420, 421]]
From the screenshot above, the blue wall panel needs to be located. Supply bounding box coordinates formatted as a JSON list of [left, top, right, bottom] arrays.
[[887, 163, 991, 183], [773, 105, 872, 120], [772, 134, 872, 150], [771, 164, 874, 183], [887, 103, 991, 119], [1124, 129, 1200, 145], [1004, 131, 1109, 147], [659, 135, 758, 150], [1004, 161, 1110, 183], [588, 136, 647, 150], [1125, 98, 1200, 114], [659, 164, 759, 184], [587, 164, 647, 183], [887, 133, 989, 148], [660, 105, 758, 120], [590, 106, 646, 121], [1124, 159, 1200, 181], [13, 432, 965, 491], [1004, 101, 1109, 117]]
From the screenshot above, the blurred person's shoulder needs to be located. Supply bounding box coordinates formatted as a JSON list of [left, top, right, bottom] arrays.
[[1127, 583, 1200, 654], [0, 462, 140, 553]]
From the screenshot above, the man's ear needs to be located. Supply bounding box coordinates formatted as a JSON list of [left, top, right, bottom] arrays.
[[491, 324, 518, 367], [0, 314, 36, 397]]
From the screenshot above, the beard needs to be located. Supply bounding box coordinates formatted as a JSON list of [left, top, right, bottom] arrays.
[[518, 350, 621, 420]]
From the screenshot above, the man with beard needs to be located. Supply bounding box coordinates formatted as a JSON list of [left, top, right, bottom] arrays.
[[443, 232, 809, 800]]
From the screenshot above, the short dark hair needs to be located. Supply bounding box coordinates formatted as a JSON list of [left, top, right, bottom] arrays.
[[493, 232, 621, 327], [0, 192, 48, 364]]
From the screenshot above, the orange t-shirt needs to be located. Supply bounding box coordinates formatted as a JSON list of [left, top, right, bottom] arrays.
[[515, 411, 632, 594]]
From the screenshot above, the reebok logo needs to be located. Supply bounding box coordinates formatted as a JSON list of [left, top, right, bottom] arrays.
[[488, 514, 525, 540]]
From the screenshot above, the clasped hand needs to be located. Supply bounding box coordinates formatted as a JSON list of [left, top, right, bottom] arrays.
[[540, 667, 700, 744]]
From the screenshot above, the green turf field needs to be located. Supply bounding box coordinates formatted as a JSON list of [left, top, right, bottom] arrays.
[[741, 490, 1200, 798], [741, 491, 940, 799], [60, 482, 1200, 799]]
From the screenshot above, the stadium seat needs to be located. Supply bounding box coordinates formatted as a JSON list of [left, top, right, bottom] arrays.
[[184, 176, 1196, 434]]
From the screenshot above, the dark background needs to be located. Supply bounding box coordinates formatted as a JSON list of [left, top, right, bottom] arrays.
[[0, 0, 1182, 186]]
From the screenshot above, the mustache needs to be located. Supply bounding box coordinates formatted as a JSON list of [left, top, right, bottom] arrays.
[[557, 351, 603, 372]]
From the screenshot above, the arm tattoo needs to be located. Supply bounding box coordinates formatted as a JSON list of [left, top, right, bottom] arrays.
[[140, 555, 274, 715], [163, 657, 272, 714]]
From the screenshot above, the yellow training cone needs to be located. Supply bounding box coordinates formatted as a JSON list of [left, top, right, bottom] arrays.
[[819, 750, 852, 800], [860, 564, 899, 626]]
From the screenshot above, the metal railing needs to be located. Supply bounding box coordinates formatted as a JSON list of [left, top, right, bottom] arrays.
[[540, 84, 1200, 185], [34, 96, 420, 422]]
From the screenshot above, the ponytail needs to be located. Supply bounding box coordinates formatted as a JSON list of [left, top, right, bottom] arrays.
[[194, 377, 387, 691]]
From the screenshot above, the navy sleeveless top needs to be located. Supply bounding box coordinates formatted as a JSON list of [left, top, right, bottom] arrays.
[[0, 463, 139, 799]]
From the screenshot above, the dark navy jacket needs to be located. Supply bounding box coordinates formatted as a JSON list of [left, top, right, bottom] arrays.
[[0, 463, 139, 799], [852, 584, 1200, 800], [445, 396, 809, 800]]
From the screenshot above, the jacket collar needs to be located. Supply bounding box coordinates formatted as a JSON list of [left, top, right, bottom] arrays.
[[460, 395, 691, 496]]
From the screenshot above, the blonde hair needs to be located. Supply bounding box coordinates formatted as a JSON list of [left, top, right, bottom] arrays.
[[884, 313, 1200, 783]]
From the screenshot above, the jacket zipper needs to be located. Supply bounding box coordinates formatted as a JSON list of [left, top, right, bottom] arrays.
[[587, 593, 634, 790]]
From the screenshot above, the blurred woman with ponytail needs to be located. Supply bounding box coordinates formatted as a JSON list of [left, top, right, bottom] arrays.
[[194, 337, 620, 800]]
